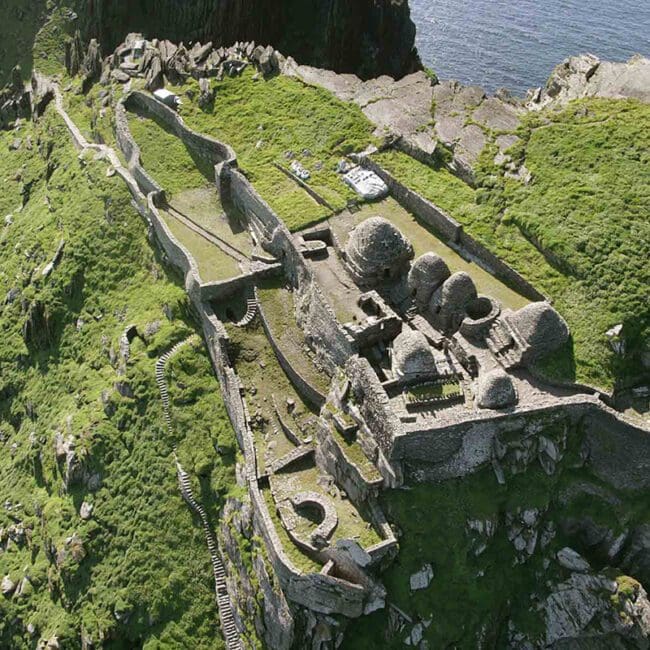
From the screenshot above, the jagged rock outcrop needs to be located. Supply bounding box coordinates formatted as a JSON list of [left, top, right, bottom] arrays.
[[543, 571, 650, 648], [529, 54, 650, 109], [75, 0, 421, 80]]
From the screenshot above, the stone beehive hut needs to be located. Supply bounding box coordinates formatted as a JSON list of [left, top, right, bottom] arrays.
[[477, 368, 517, 409], [505, 302, 569, 363], [408, 252, 451, 311], [430, 271, 478, 332], [344, 217, 413, 286], [391, 328, 437, 381]]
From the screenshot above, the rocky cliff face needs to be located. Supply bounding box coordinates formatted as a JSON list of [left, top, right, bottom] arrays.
[[76, 0, 420, 79]]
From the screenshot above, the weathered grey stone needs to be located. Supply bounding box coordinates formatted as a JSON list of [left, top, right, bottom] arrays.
[[1, 575, 15, 596], [556, 547, 591, 573], [409, 563, 433, 591]]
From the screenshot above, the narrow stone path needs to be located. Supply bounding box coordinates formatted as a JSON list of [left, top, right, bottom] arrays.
[[156, 337, 243, 650]]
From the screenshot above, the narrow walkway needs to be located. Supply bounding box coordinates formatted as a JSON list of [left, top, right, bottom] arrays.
[[156, 337, 243, 650], [165, 203, 249, 264], [50, 84, 244, 650]]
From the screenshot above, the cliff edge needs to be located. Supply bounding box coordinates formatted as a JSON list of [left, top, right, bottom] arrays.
[[75, 0, 421, 80]]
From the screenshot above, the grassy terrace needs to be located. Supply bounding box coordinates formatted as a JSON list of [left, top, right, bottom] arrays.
[[126, 105, 214, 196], [127, 107, 246, 282], [374, 99, 650, 391], [257, 278, 331, 396], [329, 198, 529, 311], [0, 109, 235, 648], [159, 207, 242, 283], [330, 425, 382, 483], [170, 187, 254, 258], [174, 69, 378, 231]]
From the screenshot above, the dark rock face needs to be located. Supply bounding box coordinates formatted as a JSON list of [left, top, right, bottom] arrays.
[[77, 0, 420, 79]]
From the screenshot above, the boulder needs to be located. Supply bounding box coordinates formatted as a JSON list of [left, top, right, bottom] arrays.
[[1, 575, 15, 596], [197, 78, 214, 110], [544, 572, 650, 647], [259, 46, 279, 77], [409, 563, 434, 591], [556, 547, 591, 573]]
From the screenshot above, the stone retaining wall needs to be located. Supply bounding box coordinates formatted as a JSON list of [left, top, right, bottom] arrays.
[[199, 303, 368, 616], [58, 87, 377, 619], [200, 263, 283, 303], [125, 91, 236, 167], [359, 155, 546, 302], [255, 287, 327, 409], [223, 163, 355, 374]]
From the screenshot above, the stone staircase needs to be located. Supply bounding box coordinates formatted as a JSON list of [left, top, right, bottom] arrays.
[[176, 462, 243, 650], [156, 338, 243, 650], [155, 336, 196, 436], [486, 323, 521, 369], [233, 298, 258, 328]]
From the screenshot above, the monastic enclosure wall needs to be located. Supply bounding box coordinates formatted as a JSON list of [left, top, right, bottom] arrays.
[[345, 356, 405, 461], [392, 398, 650, 490], [360, 155, 462, 242], [199, 304, 368, 616], [125, 91, 236, 166], [359, 154, 546, 302], [58, 86, 376, 619], [199, 263, 282, 302]]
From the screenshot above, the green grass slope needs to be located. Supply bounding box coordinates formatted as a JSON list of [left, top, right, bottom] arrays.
[[177, 70, 377, 231], [0, 108, 237, 648]]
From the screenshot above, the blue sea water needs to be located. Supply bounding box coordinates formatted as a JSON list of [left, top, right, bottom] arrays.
[[409, 0, 650, 95]]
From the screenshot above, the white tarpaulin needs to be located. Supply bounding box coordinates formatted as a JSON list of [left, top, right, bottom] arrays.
[[343, 166, 389, 200]]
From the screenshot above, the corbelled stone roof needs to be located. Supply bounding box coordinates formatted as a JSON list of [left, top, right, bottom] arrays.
[[408, 252, 451, 306], [392, 328, 437, 379], [440, 271, 477, 309], [508, 302, 569, 354], [477, 368, 517, 409], [345, 217, 413, 279]]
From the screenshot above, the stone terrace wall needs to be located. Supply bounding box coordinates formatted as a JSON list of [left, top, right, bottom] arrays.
[[59, 87, 369, 618], [255, 287, 327, 409], [223, 164, 355, 374], [345, 355, 405, 465], [125, 91, 236, 168], [359, 154, 546, 302]]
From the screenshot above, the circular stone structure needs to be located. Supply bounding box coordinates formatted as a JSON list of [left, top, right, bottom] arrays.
[[392, 328, 437, 380], [345, 217, 413, 285], [460, 295, 501, 340], [477, 369, 517, 409], [507, 302, 569, 361], [430, 271, 478, 332], [408, 252, 451, 309]]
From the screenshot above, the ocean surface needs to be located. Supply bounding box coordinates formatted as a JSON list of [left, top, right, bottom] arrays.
[[410, 0, 650, 95]]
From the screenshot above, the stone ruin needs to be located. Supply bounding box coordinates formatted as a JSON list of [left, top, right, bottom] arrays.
[[40, 42, 650, 645]]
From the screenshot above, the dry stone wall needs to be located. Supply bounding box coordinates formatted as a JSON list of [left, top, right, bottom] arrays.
[[255, 288, 327, 409], [58, 83, 378, 619], [223, 163, 355, 374]]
